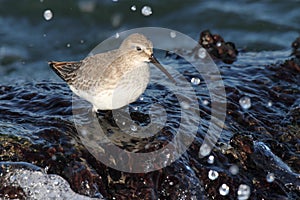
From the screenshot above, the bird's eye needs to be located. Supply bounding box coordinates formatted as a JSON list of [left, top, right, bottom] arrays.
[[136, 46, 142, 51]]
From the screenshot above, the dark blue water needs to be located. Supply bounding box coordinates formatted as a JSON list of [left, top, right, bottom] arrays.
[[0, 0, 300, 82], [0, 0, 300, 199]]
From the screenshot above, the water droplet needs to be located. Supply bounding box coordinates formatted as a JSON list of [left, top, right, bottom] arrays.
[[70, 139, 76, 144], [169, 181, 174, 186], [219, 183, 229, 196], [80, 129, 88, 136], [239, 96, 251, 110], [44, 166, 49, 173], [197, 48, 206, 59], [185, 165, 192, 171], [111, 13, 122, 27], [43, 33, 47, 37], [266, 172, 275, 182], [130, 124, 137, 132], [131, 106, 138, 111], [216, 42, 222, 47], [229, 164, 239, 175], [43, 9, 53, 21], [267, 101, 272, 107], [170, 31, 176, 38], [53, 180, 60, 186], [9, 175, 17, 183], [130, 5, 136, 11], [115, 32, 120, 38], [208, 170, 219, 180], [122, 121, 126, 126], [181, 101, 190, 109], [66, 43, 71, 48], [199, 143, 212, 157], [191, 77, 200, 85], [141, 6, 152, 16], [202, 99, 209, 105], [237, 184, 251, 200], [51, 155, 57, 161], [207, 155, 214, 164], [78, 0, 96, 12]]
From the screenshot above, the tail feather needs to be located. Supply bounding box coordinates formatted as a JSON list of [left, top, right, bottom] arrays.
[[49, 61, 82, 83]]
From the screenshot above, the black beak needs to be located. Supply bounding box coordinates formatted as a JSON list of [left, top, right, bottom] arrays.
[[150, 54, 176, 83]]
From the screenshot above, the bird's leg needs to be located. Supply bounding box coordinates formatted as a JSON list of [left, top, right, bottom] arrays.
[[92, 107, 115, 125], [92, 106, 98, 113], [92, 106, 100, 118]]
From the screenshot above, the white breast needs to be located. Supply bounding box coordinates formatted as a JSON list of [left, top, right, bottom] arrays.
[[72, 63, 150, 110]]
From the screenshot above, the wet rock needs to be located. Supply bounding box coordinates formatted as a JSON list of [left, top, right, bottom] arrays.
[[0, 163, 104, 200], [227, 135, 300, 199], [195, 30, 239, 64], [292, 37, 300, 58], [278, 36, 300, 73], [1, 36, 300, 199]]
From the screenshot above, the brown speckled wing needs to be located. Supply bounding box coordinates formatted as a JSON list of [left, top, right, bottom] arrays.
[[49, 61, 82, 84]]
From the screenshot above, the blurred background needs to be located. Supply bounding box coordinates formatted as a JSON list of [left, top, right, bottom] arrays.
[[0, 0, 299, 82]]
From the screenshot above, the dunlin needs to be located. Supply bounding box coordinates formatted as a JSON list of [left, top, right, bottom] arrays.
[[49, 33, 175, 111]]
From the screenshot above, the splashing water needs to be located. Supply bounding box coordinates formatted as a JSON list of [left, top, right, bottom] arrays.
[[170, 31, 176, 38], [207, 155, 214, 164], [78, 1, 96, 12], [43, 9, 53, 21], [239, 96, 251, 110], [267, 101, 273, 107], [141, 6, 152, 16], [202, 99, 209, 105], [266, 172, 275, 182], [130, 5, 136, 11], [199, 143, 212, 157], [197, 48, 206, 59], [130, 124, 137, 132], [191, 77, 201, 85], [237, 184, 251, 200], [219, 183, 230, 196], [7, 169, 104, 199], [208, 170, 219, 180], [229, 164, 239, 175], [111, 13, 122, 27]]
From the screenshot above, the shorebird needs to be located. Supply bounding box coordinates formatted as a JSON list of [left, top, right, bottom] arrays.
[[49, 33, 175, 111]]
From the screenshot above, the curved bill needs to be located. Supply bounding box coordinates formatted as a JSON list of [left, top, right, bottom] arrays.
[[150, 54, 176, 84]]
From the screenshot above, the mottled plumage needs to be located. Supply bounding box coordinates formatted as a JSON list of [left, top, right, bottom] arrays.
[[49, 33, 175, 111]]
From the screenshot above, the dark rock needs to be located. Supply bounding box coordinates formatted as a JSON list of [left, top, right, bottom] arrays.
[[195, 30, 239, 64], [292, 37, 300, 58]]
